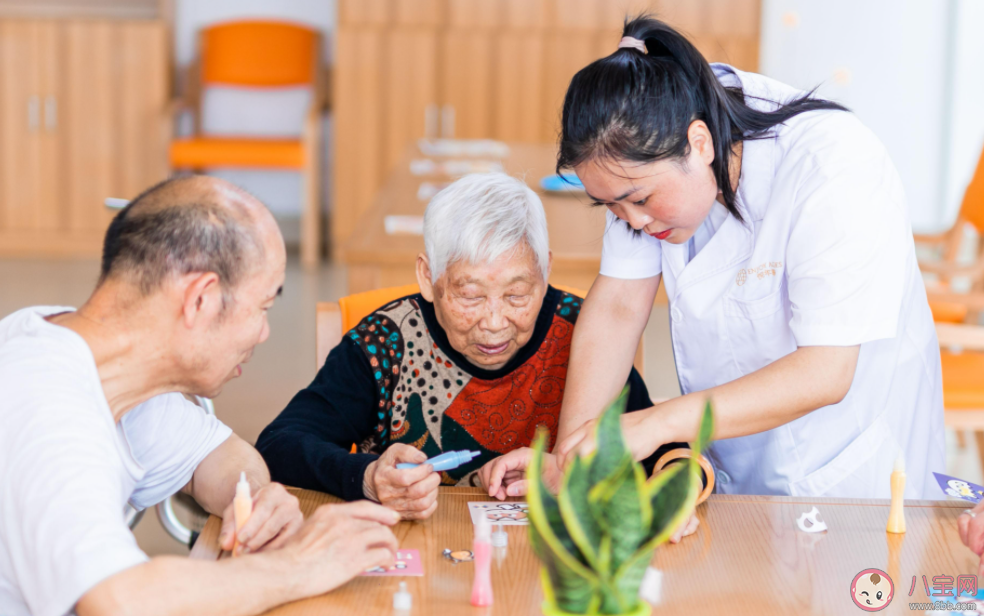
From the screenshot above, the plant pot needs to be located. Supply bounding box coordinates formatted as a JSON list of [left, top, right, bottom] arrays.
[[541, 600, 652, 616]]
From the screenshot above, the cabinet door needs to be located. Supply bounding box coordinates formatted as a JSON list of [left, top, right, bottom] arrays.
[[62, 20, 167, 237], [0, 20, 53, 233], [63, 21, 117, 235]]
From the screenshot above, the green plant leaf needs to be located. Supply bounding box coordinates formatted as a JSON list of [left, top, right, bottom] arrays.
[[616, 461, 701, 583], [586, 385, 632, 487], [595, 462, 647, 575], [527, 429, 600, 613], [693, 399, 714, 455], [558, 456, 604, 569], [530, 527, 599, 613]]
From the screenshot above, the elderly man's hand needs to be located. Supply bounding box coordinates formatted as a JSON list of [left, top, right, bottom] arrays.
[[958, 499, 984, 578], [477, 448, 562, 500], [218, 482, 303, 556], [364, 444, 441, 520]]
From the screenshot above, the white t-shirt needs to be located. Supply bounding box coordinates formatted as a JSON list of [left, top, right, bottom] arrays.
[[0, 307, 233, 616], [597, 64, 944, 498]]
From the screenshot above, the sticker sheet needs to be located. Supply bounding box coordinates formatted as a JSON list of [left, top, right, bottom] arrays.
[[467, 501, 529, 525], [933, 472, 984, 504], [361, 549, 424, 576]]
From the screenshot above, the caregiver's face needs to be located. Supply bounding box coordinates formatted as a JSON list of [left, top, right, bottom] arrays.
[[574, 120, 720, 245]]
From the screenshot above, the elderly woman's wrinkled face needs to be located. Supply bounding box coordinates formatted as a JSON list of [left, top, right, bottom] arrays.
[[429, 247, 547, 370]]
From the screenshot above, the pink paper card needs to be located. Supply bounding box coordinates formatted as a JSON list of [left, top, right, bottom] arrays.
[[361, 549, 423, 576]]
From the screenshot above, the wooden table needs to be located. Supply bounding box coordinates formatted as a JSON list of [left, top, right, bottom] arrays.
[[340, 142, 668, 305], [191, 487, 979, 615]]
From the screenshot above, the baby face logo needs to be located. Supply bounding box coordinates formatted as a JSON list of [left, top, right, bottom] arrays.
[[851, 569, 894, 611]]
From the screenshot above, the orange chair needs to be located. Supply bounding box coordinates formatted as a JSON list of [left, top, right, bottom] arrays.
[[916, 142, 984, 314], [315, 284, 643, 372], [166, 21, 328, 266]]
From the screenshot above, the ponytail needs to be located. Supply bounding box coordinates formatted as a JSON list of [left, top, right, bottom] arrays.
[[558, 15, 847, 222]]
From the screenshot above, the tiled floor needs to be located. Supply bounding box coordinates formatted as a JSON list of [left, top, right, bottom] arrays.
[[0, 256, 975, 557]]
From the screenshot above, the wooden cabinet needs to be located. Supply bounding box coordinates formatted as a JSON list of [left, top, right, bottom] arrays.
[[0, 18, 167, 257], [333, 0, 761, 257]]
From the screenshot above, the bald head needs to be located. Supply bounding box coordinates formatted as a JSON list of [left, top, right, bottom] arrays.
[[100, 176, 282, 299]]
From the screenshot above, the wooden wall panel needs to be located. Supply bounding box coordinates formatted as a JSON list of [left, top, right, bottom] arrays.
[[382, 29, 438, 172], [117, 21, 167, 198], [493, 33, 544, 141], [332, 0, 761, 253], [440, 31, 494, 139], [503, 0, 547, 29], [446, 0, 501, 29], [392, 0, 443, 26], [541, 31, 608, 144], [64, 21, 117, 234], [333, 28, 385, 254], [338, 0, 390, 26], [0, 21, 43, 232]]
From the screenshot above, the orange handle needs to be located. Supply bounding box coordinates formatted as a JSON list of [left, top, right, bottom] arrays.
[[652, 450, 715, 505]]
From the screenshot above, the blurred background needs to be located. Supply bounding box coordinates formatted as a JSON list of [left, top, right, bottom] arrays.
[[1, 0, 983, 556]]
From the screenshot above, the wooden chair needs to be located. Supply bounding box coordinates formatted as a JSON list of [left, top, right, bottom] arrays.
[[936, 319, 984, 471], [917, 143, 984, 316], [315, 284, 644, 373], [165, 20, 329, 267]]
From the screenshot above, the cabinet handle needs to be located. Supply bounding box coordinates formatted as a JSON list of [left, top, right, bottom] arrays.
[[44, 96, 57, 131], [27, 96, 39, 131]]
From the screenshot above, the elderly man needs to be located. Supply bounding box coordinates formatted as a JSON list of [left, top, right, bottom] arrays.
[[258, 173, 700, 534], [0, 177, 399, 616]]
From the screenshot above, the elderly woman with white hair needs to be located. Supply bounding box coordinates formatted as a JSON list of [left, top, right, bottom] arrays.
[[257, 173, 701, 536]]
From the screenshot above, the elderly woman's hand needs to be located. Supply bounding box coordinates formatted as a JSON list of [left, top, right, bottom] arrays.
[[363, 444, 441, 520], [958, 499, 984, 578], [477, 448, 562, 500]]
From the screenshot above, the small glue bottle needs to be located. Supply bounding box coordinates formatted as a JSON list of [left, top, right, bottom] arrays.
[[232, 471, 253, 555], [470, 515, 493, 606], [393, 582, 412, 611], [886, 455, 906, 534]]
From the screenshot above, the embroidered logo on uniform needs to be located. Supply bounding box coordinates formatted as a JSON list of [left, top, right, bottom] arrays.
[[737, 261, 783, 286]]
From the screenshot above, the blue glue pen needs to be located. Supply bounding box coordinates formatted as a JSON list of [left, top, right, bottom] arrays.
[[396, 449, 481, 472]]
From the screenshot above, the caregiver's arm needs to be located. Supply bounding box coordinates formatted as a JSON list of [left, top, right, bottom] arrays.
[[558, 344, 861, 463], [556, 273, 661, 444]]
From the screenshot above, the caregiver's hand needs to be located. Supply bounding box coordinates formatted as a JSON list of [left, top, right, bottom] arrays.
[[477, 448, 562, 499], [958, 499, 984, 578], [556, 409, 658, 469], [670, 514, 700, 544], [363, 444, 441, 520]]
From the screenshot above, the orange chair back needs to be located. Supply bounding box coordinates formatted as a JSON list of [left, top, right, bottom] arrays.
[[959, 144, 984, 233], [201, 21, 319, 87], [338, 284, 422, 332]]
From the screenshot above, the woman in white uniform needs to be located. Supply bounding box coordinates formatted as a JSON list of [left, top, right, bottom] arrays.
[[547, 16, 945, 499]]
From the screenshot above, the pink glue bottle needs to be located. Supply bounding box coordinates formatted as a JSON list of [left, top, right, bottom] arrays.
[[470, 515, 493, 606]]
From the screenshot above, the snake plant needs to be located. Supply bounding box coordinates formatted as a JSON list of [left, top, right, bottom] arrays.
[[527, 386, 713, 615]]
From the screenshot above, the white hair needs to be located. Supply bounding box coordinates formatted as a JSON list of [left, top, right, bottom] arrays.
[[423, 173, 549, 282]]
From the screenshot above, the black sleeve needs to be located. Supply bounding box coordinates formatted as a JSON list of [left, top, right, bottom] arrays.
[[623, 368, 700, 482], [255, 337, 381, 501]]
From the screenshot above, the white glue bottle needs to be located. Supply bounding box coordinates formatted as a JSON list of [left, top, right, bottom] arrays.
[[232, 471, 252, 556]]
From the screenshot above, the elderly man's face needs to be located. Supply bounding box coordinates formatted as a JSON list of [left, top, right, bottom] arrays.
[[427, 247, 547, 370], [188, 211, 286, 397]]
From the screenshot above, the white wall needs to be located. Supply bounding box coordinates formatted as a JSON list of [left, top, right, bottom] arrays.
[[760, 0, 984, 231], [173, 0, 336, 231]]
